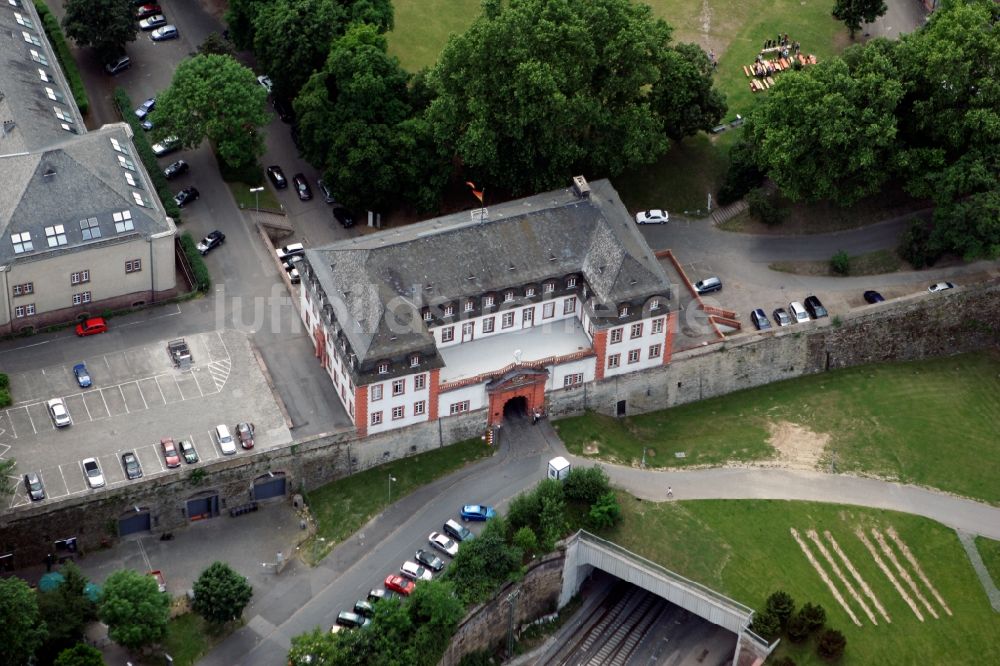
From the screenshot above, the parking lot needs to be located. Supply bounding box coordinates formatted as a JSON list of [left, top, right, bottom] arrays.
[[2, 330, 290, 509]]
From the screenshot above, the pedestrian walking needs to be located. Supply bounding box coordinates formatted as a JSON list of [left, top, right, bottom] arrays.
[[44, 553, 54, 572], [666, 486, 673, 499]]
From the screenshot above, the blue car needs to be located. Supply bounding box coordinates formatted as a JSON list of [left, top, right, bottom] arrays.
[[460, 504, 495, 522], [73, 363, 92, 388]]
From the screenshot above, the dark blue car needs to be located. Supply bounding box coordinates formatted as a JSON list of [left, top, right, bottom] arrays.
[[460, 504, 495, 521], [73, 363, 92, 388]]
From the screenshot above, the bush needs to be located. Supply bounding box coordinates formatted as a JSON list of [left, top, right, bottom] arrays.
[[717, 139, 764, 205], [898, 220, 942, 269], [766, 590, 796, 626], [746, 188, 786, 226], [33, 1, 89, 115], [830, 250, 850, 275], [512, 526, 538, 556], [785, 613, 810, 643], [0, 388, 10, 408], [817, 628, 846, 661], [216, 151, 264, 184], [112, 88, 183, 220], [564, 466, 611, 505], [0, 373, 8, 389], [180, 233, 211, 292], [749, 610, 780, 641], [799, 602, 826, 631], [587, 491, 622, 530]]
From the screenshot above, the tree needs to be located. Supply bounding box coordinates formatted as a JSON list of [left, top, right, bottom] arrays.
[[748, 609, 780, 641], [537, 481, 569, 551], [192, 562, 253, 624], [152, 55, 270, 172], [62, 0, 136, 61], [425, 0, 724, 196], [0, 577, 47, 666], [0, 459, 15, 496], [651, 42, 728, 140], [744, 40, 903, 205], [54, 644, 105, 666], [344, 0, 394, 32], [198, 32, 237, 58], [832, 0, 888, 39], [766, 591, 796, 626], [287, 627, 353, 666], [407, 580, 466, 658], [817, 628, 847, 660], [785, 613, 811, 643], [512, 526, 538, 556], [98, 569, 169, 651], [588, 491, 622, 530], [224, 0, 275, 50], [444, 517, 522, 604], [799, 602, 827, 631], [37, 563, 96, 660], [830, 250, 850, 275], [564, 466, 611, 505]]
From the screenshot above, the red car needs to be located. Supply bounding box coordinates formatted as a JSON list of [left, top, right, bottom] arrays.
[[384, 574, 415, 596], [236, 422, 255, 449], [75, 317, 107, 336], [135, 3, 161, 18], [161, 437, 181, 468]]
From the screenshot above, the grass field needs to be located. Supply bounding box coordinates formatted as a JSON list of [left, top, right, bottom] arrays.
[[769, 249, 904, 276], [609, 498, 1000, 664], [158, 614, 216, 665], [976, 536, 1000, 588], [305, 437, 493, 561], [556, 352, 1000, 504]]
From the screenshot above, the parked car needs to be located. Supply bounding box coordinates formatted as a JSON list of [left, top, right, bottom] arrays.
[[150, 25, 178, 41], [141, 119, 154, 131], [257, 75, 273, 94], [460, 504, 495, 521], [634, 209, 668, 224], [292, 173, 312, 201], [122, 451, 143, 479], [104, 55, 131, 75], [24, 473, 45, 501], [215, 424, 236, 455], [367, 588, 399, 604], [73, 363, 92, 388], [694, 276, 722, 294], [47, 398, 72, 427], [788, 301, 810, 323], [929, 282, 955, 293], [336, 611, 370, 629], [283, 257, 302, 284], [163, 160, 188, 180], [266, 165, 288, 189], [332, 205, 355, 228], [414, 549, 445, 572], [772, 308, 792, 327], [236, 422, 255, 449], [443, 519, 473, 543], [272, 97, 295, 123], [82, 458, 105, 488], [134, 98, 156, 119], [75, 317, 107, 336], [161, 438, 181, 468], [151, 136, 179, 156], [138, 14, 167, 30], [804, 295, 828, 319], [353, 600, 375, 618], [750, 309, 771, 331], [429, 531, 459, 557], [384, 574, 415, 596], [400, 561, 433, 581], [196, 230, 225, 255], [863, 290, 885, 304], [135, 4, 161, 19], [179, 439, 199, 464], [276, 242, 305, 261], [174, 187, 200, 208], [317, 179, 335, 204]]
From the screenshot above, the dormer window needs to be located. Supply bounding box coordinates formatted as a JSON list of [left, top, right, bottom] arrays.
[[567, 276, 577, 288], [410, 354, 420, 367], [504, 291, 514, 303], [484, 295, 495, 307], [444, 304, 454, 317], [423, 309, 432, 321], [525, 287, 536, 297], [619, 305, 629, 318], [464, 301, 474, 313], [378, 362, 389, 374], [650, 298, 661, 310], [543, 282, 554, 293]]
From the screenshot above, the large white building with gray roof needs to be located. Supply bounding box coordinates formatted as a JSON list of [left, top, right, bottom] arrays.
[[297, 177, 678, 436], [0, 0, 176, 334]]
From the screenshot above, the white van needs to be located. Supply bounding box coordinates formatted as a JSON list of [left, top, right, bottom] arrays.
[[215, 424, 237, 455], [788, 301, 810, 323]]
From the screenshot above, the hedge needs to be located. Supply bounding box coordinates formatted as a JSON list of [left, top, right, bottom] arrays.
[[180, 233, 211, 292], [33, 0, 90, 116], [112, 88, 183, 220]]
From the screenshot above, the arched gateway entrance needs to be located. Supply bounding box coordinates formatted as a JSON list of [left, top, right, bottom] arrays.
[[486, 367, 548, 426]]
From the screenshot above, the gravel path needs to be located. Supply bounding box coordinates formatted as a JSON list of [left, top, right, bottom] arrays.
[[956, 530, 1000, 613]]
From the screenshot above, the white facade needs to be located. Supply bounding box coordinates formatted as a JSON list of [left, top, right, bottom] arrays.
[[366, 371, 432, 435], [437, 382, 488, 419], [431, 295, 580, 348], [602, 314, 669, 378]]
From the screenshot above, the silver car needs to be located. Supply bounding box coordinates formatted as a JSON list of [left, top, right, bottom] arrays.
[[47, 398, 72, 427], [215, 424, 237, 455], [82, 458, 105, 488]]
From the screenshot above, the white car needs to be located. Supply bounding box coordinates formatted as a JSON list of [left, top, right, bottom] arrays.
[[82, 458, 105, 488], [151, 135, 179, 157], [257, 75, 273, 93], [215, 424, 237, 455], [928, 282, 955, 293], [635, 209, 668, 224], [400, 560, 433, 581], [276, 242, 305, 261], [788, 301, 810, 323], [429, 531, 459, 557], [47, 398, 72, 427]]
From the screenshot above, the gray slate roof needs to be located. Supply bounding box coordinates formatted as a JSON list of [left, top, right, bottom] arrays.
[[0, 125, 173, 265], [306, 179, 671, 363]]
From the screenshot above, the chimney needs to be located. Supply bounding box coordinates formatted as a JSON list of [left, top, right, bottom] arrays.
[[572, 175, 590, 198]]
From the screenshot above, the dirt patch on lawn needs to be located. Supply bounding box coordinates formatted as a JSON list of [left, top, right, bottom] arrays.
[[766, 421, 829, 470], [583, 442, 600, 455]]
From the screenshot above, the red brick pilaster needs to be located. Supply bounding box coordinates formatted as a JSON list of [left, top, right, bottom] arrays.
[[663, 312, 678, 365], [592, 329, 608, 380], [428, 368, 441, 421], [353, 385, 368, 437], [313, 326, 327, 367]]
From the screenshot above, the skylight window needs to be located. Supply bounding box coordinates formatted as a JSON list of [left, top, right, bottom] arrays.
[[132, 192, 149, 207], [15, 13, 33, 28], [30, 49, 47, 66], [45, 225, 68, 247], [38, 69, 50, 82], [80, 217, 101, 240], [53, 106, 72, 123], [61, 123, 74, 133], [22, 31, 41, 47], [113, 210, 134, 233], [117, 155, 135, 171], [124, 172, 137, 187], [11, 232, 33, 254], [44, 87, 64, 102], [110, 137, 127, 154]]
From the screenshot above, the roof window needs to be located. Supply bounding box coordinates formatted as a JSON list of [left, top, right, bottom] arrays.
[[11, 232, 33, 253], [113, 210, 134, 233], [44, 224, 67, 247], [80, 217, 101, 240]]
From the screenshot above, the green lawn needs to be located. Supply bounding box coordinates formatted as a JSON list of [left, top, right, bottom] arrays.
[[975, 536, 1000, 588], [157, 614, 217, 665], [305, 437, 493, 561], [609, 498, 1000, 664], [556, 352, 1000, 503], [227, 181, 282, 213]]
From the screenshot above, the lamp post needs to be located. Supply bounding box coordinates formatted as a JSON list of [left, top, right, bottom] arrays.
[[250, 186, 264, 215], [387, 475, 397, 506]]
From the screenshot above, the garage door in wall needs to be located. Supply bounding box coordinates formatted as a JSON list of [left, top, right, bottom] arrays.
[[254, 474, 287, 501], [186, 494, 219, 521], [118, 511, 151, 537]]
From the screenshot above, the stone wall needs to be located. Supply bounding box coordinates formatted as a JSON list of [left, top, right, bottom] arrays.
[[439, 550, 566, 666]]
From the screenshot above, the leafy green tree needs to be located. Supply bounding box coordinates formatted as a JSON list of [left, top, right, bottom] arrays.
[[506, 486, 543, 533], [198, 32, 237, 58], [745, 40, 903, 205], [538, 490, 568, 551], [344, 0, 394, 32], [830, 250, 850, 275], [651, 42, 728, 140], [287, 627, 352, 666], [588, 491, 622, 530], [930, 190, 1000, 260], [425, 0, 724, 195], [224, 0, 275, 50], [192, 562, 253, 624], [766, 590, 796, 626], [0, 577, 47, 666], [817, 628, 847, 660], [717, 139, 765, 205], [407, 580, 466, 658], [512, 526, 538, 556], [54, 643, 105, 666], [37, 563, 96, 659], [799, 602, 827, 631], [153, 55, 270, 172], [98, 569, 169, 651], [749, 609, 780, 641], [0, 459, 15, 496], [786, 613, 811, 643], [444, 517, 522, 604], [564, 466, 611, 505], [832, 0, 888, 39], [62, 0, 136, 61]]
